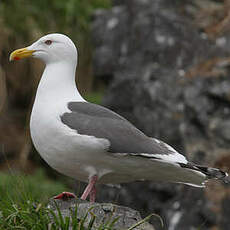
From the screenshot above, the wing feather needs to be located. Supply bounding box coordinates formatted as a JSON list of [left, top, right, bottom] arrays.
[[61, 102, 184, 161]]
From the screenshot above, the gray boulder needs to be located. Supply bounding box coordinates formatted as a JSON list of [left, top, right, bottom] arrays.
[[48, 198, 155, 230]]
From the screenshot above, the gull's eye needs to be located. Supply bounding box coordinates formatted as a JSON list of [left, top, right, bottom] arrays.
[[45, 40, 52, 45]]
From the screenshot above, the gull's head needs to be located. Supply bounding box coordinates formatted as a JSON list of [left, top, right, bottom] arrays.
[[9, 33, 77, 65]]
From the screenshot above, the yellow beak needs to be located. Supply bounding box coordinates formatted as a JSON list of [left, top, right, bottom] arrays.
[[9, 47, 35, 61]]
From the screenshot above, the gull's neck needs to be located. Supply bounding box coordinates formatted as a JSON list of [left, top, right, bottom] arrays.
[[34, 61, 85, 105]]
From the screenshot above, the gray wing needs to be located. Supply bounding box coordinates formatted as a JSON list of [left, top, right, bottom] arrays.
[[61, 102, 174, 155]]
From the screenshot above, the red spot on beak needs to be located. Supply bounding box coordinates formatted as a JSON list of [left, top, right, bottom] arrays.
[[14, 57, 20, 60]]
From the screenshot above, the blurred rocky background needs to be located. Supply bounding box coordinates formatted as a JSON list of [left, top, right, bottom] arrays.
[[1, 0, 230, 229]]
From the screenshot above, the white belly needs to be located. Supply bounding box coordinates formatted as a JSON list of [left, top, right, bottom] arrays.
[[30, 102, 112, 183]]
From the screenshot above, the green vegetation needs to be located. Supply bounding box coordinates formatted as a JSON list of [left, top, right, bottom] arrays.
[[0, 170, 68, 204], [0, 0, 111, 58], [0, 200, 118, 229], [0, 170, 158, 229], [0, 0, 111, 36], [0, 170, 117, 229], [0, 170, 64, 229]]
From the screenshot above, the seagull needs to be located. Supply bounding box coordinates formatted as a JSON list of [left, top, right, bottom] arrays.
[[10, 33, 228, 202]]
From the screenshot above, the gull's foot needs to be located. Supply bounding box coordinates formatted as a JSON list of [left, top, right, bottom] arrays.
[[53, 192, 76, 201]]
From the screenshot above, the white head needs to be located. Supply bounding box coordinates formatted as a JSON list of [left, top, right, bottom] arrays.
[[10, 33, 78, 66]]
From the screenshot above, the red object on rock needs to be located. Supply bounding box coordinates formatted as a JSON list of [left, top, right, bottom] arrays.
[[53, 191, 76, 200]]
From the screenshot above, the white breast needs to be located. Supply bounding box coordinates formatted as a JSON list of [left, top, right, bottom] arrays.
[[30, 100, 112, 182]]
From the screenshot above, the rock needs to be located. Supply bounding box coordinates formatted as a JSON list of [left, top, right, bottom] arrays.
[[91, 0, 225, 146], [48, 198, 155, 230], [91, 0, 230, 229]]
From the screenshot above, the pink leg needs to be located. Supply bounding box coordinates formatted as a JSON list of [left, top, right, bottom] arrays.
[[81, 175, 98, 201], [53, 191, 76, 200], [90, 186, 96, 202]]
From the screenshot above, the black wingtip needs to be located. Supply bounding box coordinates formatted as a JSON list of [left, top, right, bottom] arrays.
[[202, 167, 227, 179], [208, 168, 228, 179], [179, 163, 229, 182]]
